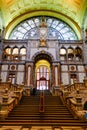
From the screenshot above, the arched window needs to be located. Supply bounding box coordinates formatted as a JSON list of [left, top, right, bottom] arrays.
[[60, 47, 66, 61], [5, 47, 11, 54], [67, 47, 74, 61], [75, 47, 82, 61], [12, 47, 19, 61], [3, 46, 11, 60], [20, 47, 26, 55], [9, 16, 77, 40], [12, 47, 19, 54], [20, 47, 26, 60]]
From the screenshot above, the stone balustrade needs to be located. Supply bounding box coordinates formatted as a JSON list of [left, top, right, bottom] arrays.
[[0, 88, 23, 120], [61, 77, 87, 120], [0, 79, 24, 120], [0, 80, 11, 91]]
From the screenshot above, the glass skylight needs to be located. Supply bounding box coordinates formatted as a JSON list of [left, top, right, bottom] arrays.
[[9, 16, 78, 40]]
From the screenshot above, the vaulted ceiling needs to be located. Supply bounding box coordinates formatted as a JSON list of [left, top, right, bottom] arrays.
[[0, 0, 87, 39]]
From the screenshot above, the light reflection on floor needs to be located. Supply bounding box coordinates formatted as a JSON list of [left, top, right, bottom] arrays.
[[0, 126, 85, 130]]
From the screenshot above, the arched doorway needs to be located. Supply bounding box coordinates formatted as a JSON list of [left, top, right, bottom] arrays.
[[36, 60, 50, 90], [32, 51, 54, 90]]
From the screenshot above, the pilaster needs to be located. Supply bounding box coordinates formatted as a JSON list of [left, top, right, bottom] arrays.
[[25, 62, 34, 88], [52, 62, 61, 96]]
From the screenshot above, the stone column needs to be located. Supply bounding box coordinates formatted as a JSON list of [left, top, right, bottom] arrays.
[[52, 63, 61, 96], [25, 63, 34, 96], [52, 63, 55, 86], [30, 63, 34, 87], [54, 63, 61, 87], [25, 63, 34, 87], [26, 41, 31, 61], [25, 63, 28, 85], [55, 65, 58, 86], [28, 65, 31, 86], [58, 63, 61, 86]]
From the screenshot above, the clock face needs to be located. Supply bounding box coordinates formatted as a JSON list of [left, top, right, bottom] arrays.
[[40, 29, 46, 34], [40, 27, 47, 37]]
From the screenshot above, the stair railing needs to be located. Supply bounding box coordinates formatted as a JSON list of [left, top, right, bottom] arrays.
[[39, 90, 44, 112]]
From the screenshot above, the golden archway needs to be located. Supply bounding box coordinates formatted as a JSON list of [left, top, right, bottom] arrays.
[[35, 60, 50, 90]]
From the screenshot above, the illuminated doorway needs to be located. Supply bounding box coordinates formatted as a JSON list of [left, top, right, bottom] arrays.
[[36, 60, 50, 90]]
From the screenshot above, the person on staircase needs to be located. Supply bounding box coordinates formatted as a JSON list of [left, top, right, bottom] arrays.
[[33, 87, 36, 96]]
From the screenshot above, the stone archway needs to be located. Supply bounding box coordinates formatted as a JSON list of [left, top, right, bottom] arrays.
[[32, 50, 54, 63], [32, 51, 54, 90]]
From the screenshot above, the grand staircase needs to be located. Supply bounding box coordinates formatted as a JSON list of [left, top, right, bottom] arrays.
[[0, 90, 87, 126]]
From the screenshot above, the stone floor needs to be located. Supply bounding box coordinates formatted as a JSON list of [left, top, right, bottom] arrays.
[[0, 126, 86, 130]]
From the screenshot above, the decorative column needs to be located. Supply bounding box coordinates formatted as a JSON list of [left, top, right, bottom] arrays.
[[25, 63, 28, 85], [26, 40, 31, 61], [55, 65, 58, 87], [27, 65, 31, 86], [52, 62, 61, 96], [25, 63, 34, 87], [30, 63, 34, 87], [58, 63, 61, 86], [25, 63, 34, 96], [52, 63, 55, 86], [55, 41, 59, 61], [54, 63, 61, 87]]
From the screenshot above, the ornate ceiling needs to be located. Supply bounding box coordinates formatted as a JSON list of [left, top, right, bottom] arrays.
[[0, 0, 87, 39]]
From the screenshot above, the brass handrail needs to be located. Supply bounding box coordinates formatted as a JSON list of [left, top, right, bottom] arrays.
[[39, 90, 44, 112]]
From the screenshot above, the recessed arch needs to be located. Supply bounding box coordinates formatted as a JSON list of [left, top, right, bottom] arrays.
[[60, 47, 66, 55], [35, 59, 50, 90], [32, 50, 54, 63], [4, 46, 11, 54], [33, 51, 53, 90]]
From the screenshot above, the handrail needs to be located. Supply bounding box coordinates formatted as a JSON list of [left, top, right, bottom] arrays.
[[39, 90, 44, 112]]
